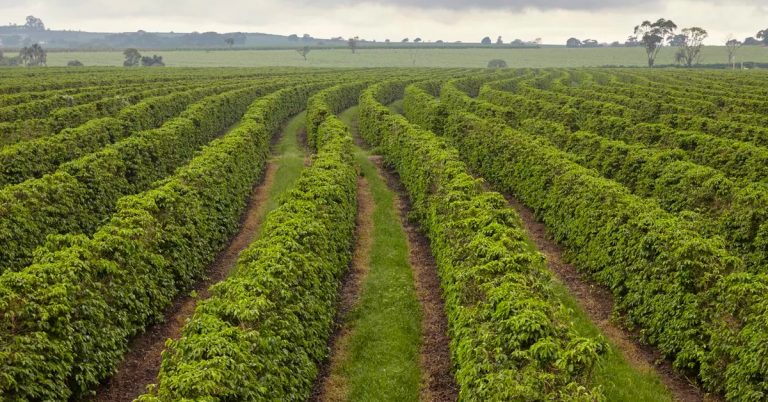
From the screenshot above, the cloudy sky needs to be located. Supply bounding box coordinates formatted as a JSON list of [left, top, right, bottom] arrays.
[[1, 0, 766, 44]]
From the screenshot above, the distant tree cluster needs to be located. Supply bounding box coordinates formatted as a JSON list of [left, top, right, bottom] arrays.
[[105, 31, 246, 48], [626, 20, 768, 68], [566, 38, 598, 48], [481, 36, 538, 46], [19, 43, 46, 66], [24, 16, 45, 31], [123, 48, 165, 67]]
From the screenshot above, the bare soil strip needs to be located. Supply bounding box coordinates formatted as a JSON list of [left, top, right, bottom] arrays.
[[502, 194, 713, 402], [312, 177, 375, 402], [92, 135, 284, 402], [373, 157, 459, 402]]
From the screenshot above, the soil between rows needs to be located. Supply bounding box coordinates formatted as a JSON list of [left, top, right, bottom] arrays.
[[502, 194, 712, 402]]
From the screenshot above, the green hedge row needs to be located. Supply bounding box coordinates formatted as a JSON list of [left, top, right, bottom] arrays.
[[137, 83, 358, 401], [0, 84, 269, 274], [0, 82, 201, 147], [402, 81, 446, 134], [0, 83, 240, 187], [0, 82, 327, 401], [437, 102, 768, 400], [581, 116, 768, 184], [306, 81, 369, 148], [513, 72, 768, 184], [0, 80, 171, 122], [661, 114, 768, 148], [362, 81, 606, 401], [441, 77, 768, 273], [516, 118, 768, 271]]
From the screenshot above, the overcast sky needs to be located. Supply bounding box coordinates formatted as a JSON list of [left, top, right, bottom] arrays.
[[1, 0, 766, 44]]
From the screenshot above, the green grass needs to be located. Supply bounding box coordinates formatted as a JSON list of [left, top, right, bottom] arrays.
[[552, 282, 674, 401], [263, 111, 307, 216], [332, 106, 422, 401], [45, 46, 768, 68]]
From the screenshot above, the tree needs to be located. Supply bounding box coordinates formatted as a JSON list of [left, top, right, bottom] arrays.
[[123, 48, 142, 67], [487, 59, 508, 69], [744, 37, 761, 46], [625, 36, 640, 47], [348, 36, 358, 53], [758, 29, 768, 45], [19, 43, 46, 66], [414, 37, 422, 43], [402, 38, 409, 43], [496, 36, 503, 45], [288, 34, 299, 42], [24, 16, 45, 31], [296, 45, 311, 61], [634, 18, 677, 67], [582, 39, 599, 48], [225, 38, 234, 48], [566, 38, 581, 48], [726, 36, 742, 68], [676, 27, 707, 67], [141, 55, 165, 66], [67, 60, 84, 67], [481, 36, 492, 45], [302, 34, 312, 42], [669, 34, 686, 47]]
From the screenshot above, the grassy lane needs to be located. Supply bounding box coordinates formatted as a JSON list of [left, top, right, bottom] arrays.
[[261, 111, 309, 218], [319, 107, 422, 401], [555, 283, 674, 401], [510, 200, 673, 401]]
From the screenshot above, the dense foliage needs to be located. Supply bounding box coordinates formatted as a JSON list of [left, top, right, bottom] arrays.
[[1, 67, 767, 401], [137, 83, 359, 401], [409, 69, 768, 400], [361, 81, 606, 401]]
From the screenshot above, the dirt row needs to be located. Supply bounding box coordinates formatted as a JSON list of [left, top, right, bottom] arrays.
[[92, 129, 288, 402]]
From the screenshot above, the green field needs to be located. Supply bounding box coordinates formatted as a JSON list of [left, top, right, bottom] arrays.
[[45, 46, 768, 68]]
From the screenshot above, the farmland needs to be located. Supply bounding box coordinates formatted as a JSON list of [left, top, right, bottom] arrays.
[[0, 66, 767, 402], [43, 46, 768, 68]]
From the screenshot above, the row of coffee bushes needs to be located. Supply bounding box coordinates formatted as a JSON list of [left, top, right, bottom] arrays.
[[360, 81, 606, 400], [0, 82, 248, 186], [434, 96, 767, 399], [0, 80, 210, 146], [137, 82, 359, 401], [0, 83, 273, 274], [0, 81, 332, 400]]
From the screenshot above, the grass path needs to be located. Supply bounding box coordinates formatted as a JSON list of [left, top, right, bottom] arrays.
[[316, 107, 424, 401], [259, 111, 309, 220], [92, 112, 309, 402]]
